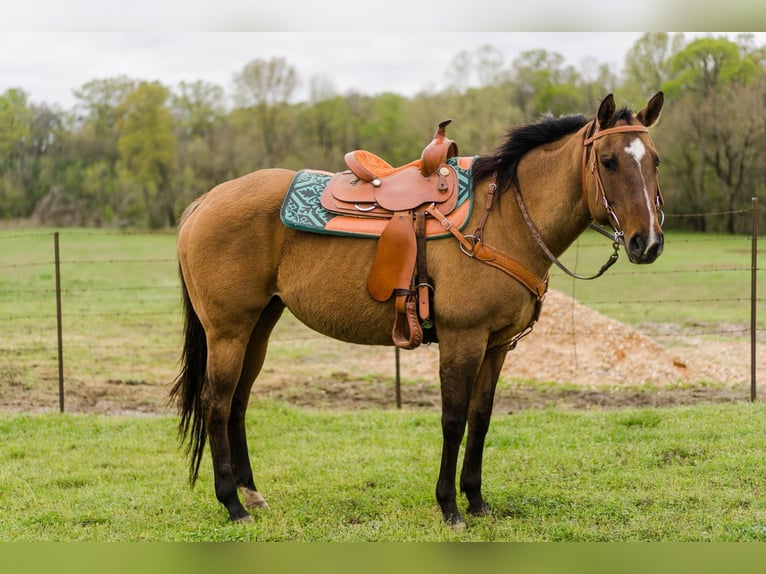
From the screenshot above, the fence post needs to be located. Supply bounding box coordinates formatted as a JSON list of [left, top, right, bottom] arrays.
[[395, 347, 402, 409], [54, 231, 65, 413], [752, 197, 759, 402]]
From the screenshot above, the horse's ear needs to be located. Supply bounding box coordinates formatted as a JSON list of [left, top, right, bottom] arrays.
[[597, 94, 616, 127], [637, 91, 664, 127]]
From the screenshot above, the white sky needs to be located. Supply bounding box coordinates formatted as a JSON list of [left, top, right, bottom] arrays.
[[3, 31, 763, 111], [1, 1, 764, 110]]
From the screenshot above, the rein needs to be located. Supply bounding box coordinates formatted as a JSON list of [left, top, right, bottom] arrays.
[[513, 183, 620, 281], [513, 120, 658, 282], [422, 120, 661, 349], [427, 194, 547, 300], [427, 193, 548, 351]]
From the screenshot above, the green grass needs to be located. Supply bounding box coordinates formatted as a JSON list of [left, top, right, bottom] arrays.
[[1, 228, 764, 542], [551, 229, 764, 329], [3, 402, 766, 541]]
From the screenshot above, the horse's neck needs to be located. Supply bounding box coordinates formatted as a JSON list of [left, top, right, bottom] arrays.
[[490, 129, 592, 276]]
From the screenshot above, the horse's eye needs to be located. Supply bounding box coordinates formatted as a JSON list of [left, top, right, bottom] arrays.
[[601, 157, 617, 171], [655, 156, 661, 169]]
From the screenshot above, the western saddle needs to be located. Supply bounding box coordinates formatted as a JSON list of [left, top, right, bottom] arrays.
[[320, 120, 548, 351], [320, 120, 461, 349]]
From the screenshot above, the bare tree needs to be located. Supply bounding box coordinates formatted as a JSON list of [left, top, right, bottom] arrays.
[[233, 57, 299, 165]]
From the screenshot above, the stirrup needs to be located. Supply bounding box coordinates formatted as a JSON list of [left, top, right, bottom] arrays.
[[391, 292, 423, 350]]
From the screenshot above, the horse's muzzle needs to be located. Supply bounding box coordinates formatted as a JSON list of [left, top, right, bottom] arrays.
[[627, 232, 664, 264]]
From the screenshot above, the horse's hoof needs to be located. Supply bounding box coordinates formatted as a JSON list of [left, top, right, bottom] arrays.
[[233, 514, 254, 524], [443, 512, 466, 530], [239, 487, 270, 510], [467, 503, 492, 517]]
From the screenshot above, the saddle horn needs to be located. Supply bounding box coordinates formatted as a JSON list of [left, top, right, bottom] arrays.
[[420, 119, 459, 178]]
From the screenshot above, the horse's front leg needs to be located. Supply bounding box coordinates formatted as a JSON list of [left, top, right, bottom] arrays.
[[460, 345, 508, 516], [435, 333, 488, 527]]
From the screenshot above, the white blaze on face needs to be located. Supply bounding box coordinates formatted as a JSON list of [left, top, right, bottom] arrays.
[[624, 138, 646, 163], [624, 138, 658, 251]]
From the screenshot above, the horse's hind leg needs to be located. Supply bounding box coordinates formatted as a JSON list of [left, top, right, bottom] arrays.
[[460, 346, 508, 516], [228, 296, 285, 511], [203, 327, 256, 523]]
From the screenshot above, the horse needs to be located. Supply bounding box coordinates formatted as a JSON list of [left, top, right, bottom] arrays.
[[171, 92, 666, 527]]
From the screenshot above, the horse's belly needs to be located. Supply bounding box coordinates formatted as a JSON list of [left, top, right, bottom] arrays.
[[276, 233, 395, 346]]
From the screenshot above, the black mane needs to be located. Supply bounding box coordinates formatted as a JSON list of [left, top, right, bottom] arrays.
[[472, 113, 590, 195], [472, 107, 639, 194]]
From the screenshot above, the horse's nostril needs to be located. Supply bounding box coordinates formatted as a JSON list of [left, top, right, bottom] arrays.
[[628, 234, 645, 258], [646, 233, 664, 259], [628, 232, 663, 262]]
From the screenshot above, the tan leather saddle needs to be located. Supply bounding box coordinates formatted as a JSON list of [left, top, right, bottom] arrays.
[[319, 120, 461, 349]]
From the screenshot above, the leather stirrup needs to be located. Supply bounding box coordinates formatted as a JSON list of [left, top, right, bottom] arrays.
[[391, 291, 423, 350]]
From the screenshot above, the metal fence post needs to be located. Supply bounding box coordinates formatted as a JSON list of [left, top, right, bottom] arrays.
[[395, 347, 402, 409], [751, 197, 759, 402], [54, 231, 65, 412]]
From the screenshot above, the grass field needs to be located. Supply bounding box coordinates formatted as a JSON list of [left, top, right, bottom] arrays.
[[1, 227, 764, 542], [550, 229, 762, 329], [3, 402, 766, 541]]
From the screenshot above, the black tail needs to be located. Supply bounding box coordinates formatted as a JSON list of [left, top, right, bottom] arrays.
[[169, 264, 208, 486]]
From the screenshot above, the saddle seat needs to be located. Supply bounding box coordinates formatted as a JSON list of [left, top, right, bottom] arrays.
[[319, 120, 461, 350], [343, 151, 419, 182], [322, 119, 460, 216]]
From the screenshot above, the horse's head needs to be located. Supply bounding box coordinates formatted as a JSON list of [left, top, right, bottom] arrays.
[[584, 92, 665, 264]]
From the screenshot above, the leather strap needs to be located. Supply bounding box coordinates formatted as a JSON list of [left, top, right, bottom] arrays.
[[426, 203, 548, 300], [414, 211, 432, 326], [582, 123, 648, 146], [514, 180, 620, 282]]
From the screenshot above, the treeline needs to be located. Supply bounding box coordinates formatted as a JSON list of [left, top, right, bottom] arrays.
[[1, 33, 764, 232]]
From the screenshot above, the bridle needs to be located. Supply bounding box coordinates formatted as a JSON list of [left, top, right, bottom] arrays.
[[582, 121, 665, 241], [427, 118, 663, 350], [513, 119, 664, 281]]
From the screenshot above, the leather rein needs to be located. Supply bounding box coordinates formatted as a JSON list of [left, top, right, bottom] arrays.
[[427, 120, 665, 290], [514, 120, 664, 281], [422, 120, 663, 348]]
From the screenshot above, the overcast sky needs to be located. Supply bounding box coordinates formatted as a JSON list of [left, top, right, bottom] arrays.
[[3, 31, 764, 111]]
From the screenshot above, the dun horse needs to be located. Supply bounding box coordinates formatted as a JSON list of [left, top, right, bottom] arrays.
[[171, 92, 665, 526]]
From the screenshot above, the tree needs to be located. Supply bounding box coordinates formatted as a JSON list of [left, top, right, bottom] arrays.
[[232, 57, 299, 165], [446, 44, 509, 94], [0, 88, 33, 217], [171, 80, 228, 206], [116, 81, 178, 228], [657, 36, 766, 232], [172, 80, 225, 139], [445, 49, 473, 94], [72, 76, 137, 155], [622, 33, 684, 105], [510, 49, 584, 117], [665, 36, 759, 97]]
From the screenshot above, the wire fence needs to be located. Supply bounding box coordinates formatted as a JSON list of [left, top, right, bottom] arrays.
[[0, 198, 762, 413]]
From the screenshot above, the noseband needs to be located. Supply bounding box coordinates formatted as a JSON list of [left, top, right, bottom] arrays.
[[513, 120, 664, 281]]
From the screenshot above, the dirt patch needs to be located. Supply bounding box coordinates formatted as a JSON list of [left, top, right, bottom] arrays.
[[1, 290, 760, 414], [253, 289, 759, 412]]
